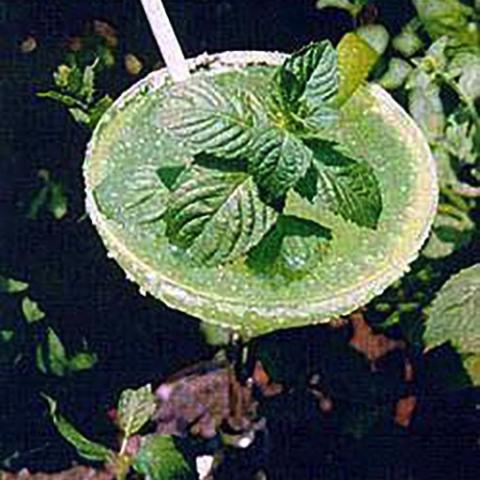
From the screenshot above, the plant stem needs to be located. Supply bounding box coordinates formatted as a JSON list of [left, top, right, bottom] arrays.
[[139, 0, 190, 82]]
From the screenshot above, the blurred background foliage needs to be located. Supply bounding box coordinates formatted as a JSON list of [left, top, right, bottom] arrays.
[[0, 1, 479, 479]]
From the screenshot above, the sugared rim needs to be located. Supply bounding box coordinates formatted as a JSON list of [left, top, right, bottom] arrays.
[[84, 50, 438, 337]]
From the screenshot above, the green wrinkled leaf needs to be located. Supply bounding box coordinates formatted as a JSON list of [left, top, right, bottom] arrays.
[[425, 264, 480, 354], [337, 32, 380, 105], [43, 395, 113, 462], [166, 161, 278, 266], [280, 41, 339, 114], [0, 276, 28, 293], [158, 78, 255, 159], [22, 296, 45, 323], [378, 58, 413, 90], [36, 327, 68, 377], [247, 215, 331, 279], [117, 384, 157, 437], [445, 112, 478, 165], [303, 142, 382, 228], [250, 128, 313, 201], [95, 164, 170, 227], [133, 435, 195, 480]]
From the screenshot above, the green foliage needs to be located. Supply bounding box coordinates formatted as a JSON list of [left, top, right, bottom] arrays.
[[21, 297, 45, 323], [316, 0, 371, 17], [159, 40, 382, 268], [27, 170, 68, 221], [0, 276, 28, 293], [425, 265, 480, 354], [133, 435, 195, 480], [117, 384, 156, 439], [36, 327, 98, 377], [158, 78, 255, 159], [165, 162, 278, 265], [38, 61, 113, 130], [43, 395, 113, 462]]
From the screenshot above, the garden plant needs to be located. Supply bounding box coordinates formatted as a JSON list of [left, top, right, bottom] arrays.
[[1, 1, 479, 479]]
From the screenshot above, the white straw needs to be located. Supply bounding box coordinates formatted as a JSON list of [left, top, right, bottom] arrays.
[[140, 0, 190, 82]]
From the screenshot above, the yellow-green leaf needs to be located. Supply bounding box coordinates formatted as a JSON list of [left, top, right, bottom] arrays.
[[337, 32, 380, 105]]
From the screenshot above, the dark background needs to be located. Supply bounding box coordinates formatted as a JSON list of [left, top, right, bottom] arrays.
[[0, 1, 479, 479]]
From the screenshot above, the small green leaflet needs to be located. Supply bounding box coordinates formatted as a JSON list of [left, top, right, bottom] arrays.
[[22, 296, 45, 323], [250, 128, 313, 201], [298, 142, 382, 228], [277, 41, 339, 129], [43, 395, 113, 462], [425, 264, 480, 354], [158, 78, 254, 159], [0, 275, 28, 293], [166, 162, 278, 266], [117, 384, 156, 438], [133, 435, 195, 480]]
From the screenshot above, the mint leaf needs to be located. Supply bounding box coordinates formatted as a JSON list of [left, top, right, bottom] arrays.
[[158, 78, 254, 159], [22, 296, 45, 323], [282, 41, 338, 107], [36, 327, 68, 377], [250, 128, 313, 201], [301, 142, 382, 228], [425, 264, 480, 354], [0, 275, 28, 293], [133, 435, 195, 480], [166, 161, 278, 266], [248, 215, 331, 279], [117, 384, 156, 438], [43, 395, 113, 462]]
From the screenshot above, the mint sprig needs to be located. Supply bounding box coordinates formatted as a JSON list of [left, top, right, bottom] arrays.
[[155, 40, 382, 267]]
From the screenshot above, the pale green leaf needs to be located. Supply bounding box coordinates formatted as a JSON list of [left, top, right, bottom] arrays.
[[378, 58, 413, 90], [80, 60, 97, 104], [117, 384, 156, 437], [158, 78, 254, 158], [337, 32, 380, 104], [166, 161, 278, 266], [69, 107, 91, 126], [392, 20, 424, 57], [250, 128, 313, 200], [406, 69, 445, 143], [49, 182, 68, 220], [36, 327, 68, 377], [22, 296, 45, 323], [356, 24, 390, 56], [0, 276, 28, 293], [463, 354, 480, 385], [133, 435, 195, 480], [36, 91, 84, 109], [68, 352, 98, 372], [43, 395, 113, 462], [307, 142, 382, 228], [315, 0, 369, 16], [425, 265, 480, 353]]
